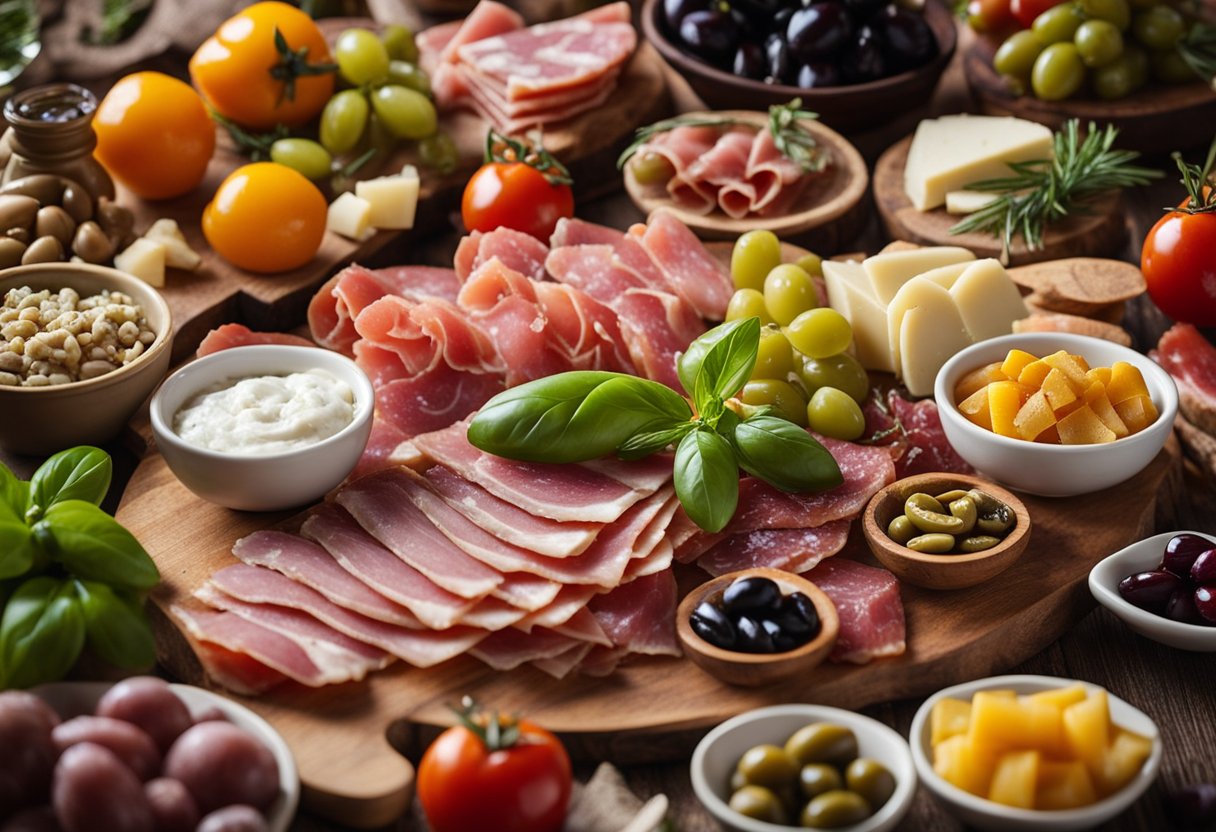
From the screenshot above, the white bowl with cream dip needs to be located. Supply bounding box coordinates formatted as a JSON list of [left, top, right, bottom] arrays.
[[150, 344, 375, 511]]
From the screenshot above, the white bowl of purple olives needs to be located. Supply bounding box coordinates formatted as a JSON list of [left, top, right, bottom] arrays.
[[677, 568, 839, 687], [1089, 531, 1216, 652], [642, 0, 958, 132]]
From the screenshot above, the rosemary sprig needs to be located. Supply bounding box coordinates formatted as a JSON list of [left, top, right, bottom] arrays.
[[1167, 135, 1216, 215], [949, 120, 1162, 261], [1177, 22, 1216, 88], [617, 99, 828, 174]]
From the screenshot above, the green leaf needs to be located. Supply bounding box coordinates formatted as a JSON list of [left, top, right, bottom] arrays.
[[0, 464, 27, 519], [679, 318, 760, 408], [617, 421, 698, 460], [29, 446, 112, 518], [733, 415, 843, 493], [42, 501, 159, 591], [0, 519, 35, 580], [673, 429, 739, 533], [74, 581, 155, 671], [0, 576, 85, 689]]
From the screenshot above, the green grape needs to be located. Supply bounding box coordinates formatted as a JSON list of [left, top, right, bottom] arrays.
[[1091, 54, 1136, 98], [994, 30, 1046, 78], [725, 289, 775, 325], [371, 85, 438, 140], [797, 353, 870, 404], [1032, 4, 1084, 44], [807, 387, 866, 441], [319, 90, 370, 155], [1075, 19, 1123, 68], [1031, 42, 1085, 100], [629, 152, 676, 186], [793, 252, 823, 277], [741, 379, 808, 426], [269, 138, 333, 180], [1122, 43, 1150, 88], [387, 60, 432, 97], [1079, 0, 1130, 32], [753, 326, 796, 380], [763, 264, 816, 326], [381, 23, 419, 63], [731, 230, 783, 292], [336, 28, 391, 86], [419, 132, 458, 175], [1131, 6, 1184, 51], [1150, 47, 1198, 84], [785, 308, 852, 360]]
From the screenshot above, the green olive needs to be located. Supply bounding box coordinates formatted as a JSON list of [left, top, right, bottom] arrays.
[[959, 535, 1003, 553], [742, 379, 809, 426], [806, 387, 866, 441], [905, 499, 966, 535], [1075, 19, 1124, 68], [845, 758, 896, 810], [763, 264, 817, 326], [887, 515, 916, 545], [726, 289, 776, 325], [1150, 48, 1198, 84], [994, 30, 1045, 78], [800, 790, 871, 828], [793, 252, 823, 277], [729, 784, 788, 824], [1031, 42, 1086, 100], [904, 492, 945, 515], [732, 230, 783, 292], [1123, 43, 1151, 88], [934, 489, 969, 503], [1091, 55, 1137, 99], [736, 744, 800, 790], [798, 763, 843, 799], [907, 533, 957, 554], [965, 489, 1000, 513], [1079, 0, 1131, 31], [976, 504, 1015, 536], [797, 352, 870, 404], [948, 496, 978, 535], [1131, 5, 1184, 50], [731, 768, 747, 791], [630, 152, 676, 186], [1032, 4, 1084, 44], [754, 325, 796, 380], [784, 723, 858, 767]]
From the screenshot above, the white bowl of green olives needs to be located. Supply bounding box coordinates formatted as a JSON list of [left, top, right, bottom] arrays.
[[690, 704, 916, 832]]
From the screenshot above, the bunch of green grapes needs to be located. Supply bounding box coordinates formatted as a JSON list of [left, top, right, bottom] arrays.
[[994, 0, 1205, 101], [270, 25, 458, 179], [726, 230, 870, 442]]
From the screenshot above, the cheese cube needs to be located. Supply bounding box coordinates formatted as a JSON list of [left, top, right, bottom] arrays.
[[327, 192, 374, 241], [355, 165, 420, 230], [862, 246, 975, 304], [114, 238, 166, 287], [143, 218, 202, 271], [949, 259, 1029, 342], [822, 261, 894, 372], [945, 189, 1000, 215]]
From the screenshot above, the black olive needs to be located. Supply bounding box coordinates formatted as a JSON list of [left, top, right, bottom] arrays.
[[786, 2, 853, 64], [796, 61, 841, 87], [679, 9, 739, 65], [761, 619, 801, 652], [871, 4, 935, 71], [782, 592, 821, 636], [842, 24, 886, 83], [735, 615, 776, 653], [734, 41, 767, 79], [663, 0, 711, 32], [691, 600, 738, 649], [764, 32, 791, 83], [723, 576, 783, 615]]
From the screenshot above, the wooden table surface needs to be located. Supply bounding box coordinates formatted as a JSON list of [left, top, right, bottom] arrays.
[[4, 8, 1215, 832]]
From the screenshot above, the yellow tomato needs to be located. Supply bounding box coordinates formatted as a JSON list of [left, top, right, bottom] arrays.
[[202, 163, 326, 274], [93, 72, 215, 201], [189, 1, 335, 130]]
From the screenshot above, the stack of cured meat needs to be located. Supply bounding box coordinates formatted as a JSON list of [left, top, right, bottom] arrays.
[[418, 1, 637, 133], [1154, 323, 1216, 480]]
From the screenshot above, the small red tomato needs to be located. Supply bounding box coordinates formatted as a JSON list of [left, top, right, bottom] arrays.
[[461, 131, 574, 241], [417, 700, 571, 832], [1009, 0, 1067, 29], [967, 0, 1016, 33], [1141, 205, 1216, 327]]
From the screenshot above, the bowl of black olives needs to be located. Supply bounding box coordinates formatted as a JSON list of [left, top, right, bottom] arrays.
[[642, 0, 959, 132], [676, 568, 839, 687]]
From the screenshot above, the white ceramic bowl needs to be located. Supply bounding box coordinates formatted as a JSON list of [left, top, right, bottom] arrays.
[[150, 344, 374, 511], [32, 680, 299, 832], [910, 675, 1162, 832], [1089, 530, 1216, 651], [690, 704, 917, 832], [934, 333, 1178, 497]]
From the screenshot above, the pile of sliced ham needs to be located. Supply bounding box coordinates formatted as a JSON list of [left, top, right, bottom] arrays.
[[1154, 323, 1216, 480], [418, 1, 637, 133]]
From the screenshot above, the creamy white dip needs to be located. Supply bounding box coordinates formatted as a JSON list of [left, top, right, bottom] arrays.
[[173, 369, 354, 455]]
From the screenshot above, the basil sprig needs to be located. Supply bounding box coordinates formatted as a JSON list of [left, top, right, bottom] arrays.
[[0, 447, 159, 689], [467, 318, 843, 533]]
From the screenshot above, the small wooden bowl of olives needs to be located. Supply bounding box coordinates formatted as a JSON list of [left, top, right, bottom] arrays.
[[862, 473, 1031, 591], [676, 568, 839, 687]]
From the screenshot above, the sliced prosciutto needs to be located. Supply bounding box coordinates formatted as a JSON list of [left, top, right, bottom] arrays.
[[588, 568, 680, 658], [454, 227, 549, 283], [354, 295, 502, 383], [517, 585, 599, 631], [372, 363, 505, 439], [1155, 323, 1216, 434], [636, 211, 733, 320], [863, 391, 974, 479], [422, 1, 524, 106], [196, 324, 314, 357], [530, 643, 594, 679], [469, 627, 582, 671], [803, 558, 906, 665], [696, 521, 852, 576]]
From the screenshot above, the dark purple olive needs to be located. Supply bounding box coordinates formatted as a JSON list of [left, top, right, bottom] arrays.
[[1196, 584, 1216, 624], [1163, 533, 1213, 578], [723, 576, 782, 614], [843, 0, 886, 20], [1165, 587, 1203, 625], [691, 600, 737, 649], [872, 5, 935, 70], [774, 6, 796, 32], [1118, 570, 1182, 612], [1167, 783, 1216, 828], [663, 0, 710, 32], [679, 10, 739, 64], [776, 592, 821, 637], [796, 61, 841, 87], [735, 615, 776, 653], [787, 2, 853, 63], [1189, 549, 1216, 584], [761, 619, 800, 652], [842, 25, 886, 83], [764, 33, 791, 82], [734, 41, 767, 79]]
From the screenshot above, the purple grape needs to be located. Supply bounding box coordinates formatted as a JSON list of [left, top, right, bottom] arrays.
[[1163, 533, 1213, 578], [1165, 587, 1203, 625], [872, 4, 935, 70], [663, 0, 709, 32], [787, 2, 853, 63], [1118, 570, 1183, 612], [1189, 548, 1216, 584], [1196, 584, 1216, 624], [842, 25, 886, 83], [734, 41, 767, 79], [678, 10, 739, 64], [797, 61, 842, 87], [764, 33, 791, 82], [1167, 782, 1216, 828]]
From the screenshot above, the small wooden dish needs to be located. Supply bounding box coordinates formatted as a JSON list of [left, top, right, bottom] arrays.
[[676, 567, 839, 688], [862, 473, 1031, 591], [624, 110, 869, 246]]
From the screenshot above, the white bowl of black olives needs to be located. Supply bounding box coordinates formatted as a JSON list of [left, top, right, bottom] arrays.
[[691, 704, 917, 831]]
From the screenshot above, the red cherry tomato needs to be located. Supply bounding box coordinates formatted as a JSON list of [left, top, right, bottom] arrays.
[[967, 0, 1016, 33], [417, 702, 571, 832], [461, 131, 574, 241], [1010, 0, 1067, 29], [1141, 188, 1216, 327]]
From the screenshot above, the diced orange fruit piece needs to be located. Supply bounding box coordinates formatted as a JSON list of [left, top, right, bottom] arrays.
[[1018, 359, 1052, 388], [931, 698, 973, 746], [1037, 760, 1098, 810], [1042, 368, 1079, 412], [1057, 405, 1117, 445], [1001, 349, 1039, 381], [1113, 395, 1158, 434], [988, 381, 1026, 438], [959, 386, 993, 430], [989, 750, 1040, 809], [1026, 684, 1088, 711], [1069, 353, 1091, 371], [956, 362, 1006, 401], [1096, 729, 1153, 797], [1035, 425, 1061, 444], [1087, 390, 1130, 438], [1106, 361, 1150, 405], [1063, 690, 1110, 779], [1086, 367, 1112, 388], [1015, 390, 1056, 440], [935, 734, 999, 797], [1043, 350, 1089, 389]]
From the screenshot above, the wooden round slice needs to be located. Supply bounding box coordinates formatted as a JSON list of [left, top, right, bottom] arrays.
[[623, 111, 869, 252], [873, 134, 1127, 267]]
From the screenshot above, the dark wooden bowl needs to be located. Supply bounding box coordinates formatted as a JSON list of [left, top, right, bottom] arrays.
[[641, 0, 958, 134], [676, 568, 839, 687], [862, 473, 1031, 591]]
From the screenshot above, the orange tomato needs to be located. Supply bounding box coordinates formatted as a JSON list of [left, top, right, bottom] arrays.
[[202, 162, 327, 274], [93, 72, 216, 201], [189, 1, 334, 131]]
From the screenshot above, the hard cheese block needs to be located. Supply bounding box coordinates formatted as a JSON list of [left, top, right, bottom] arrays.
[[904, 115, 1054, 211], [864, 246, 975, 304], [950, 259, 1030, 343], [823, 260, 895, 373]]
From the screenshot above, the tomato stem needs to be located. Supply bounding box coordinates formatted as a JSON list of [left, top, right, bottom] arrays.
[[270, 26, 338, 106], [483, 129, 574, 187], [450, 696, 522, 751], [1170, 136, 1216, 216]]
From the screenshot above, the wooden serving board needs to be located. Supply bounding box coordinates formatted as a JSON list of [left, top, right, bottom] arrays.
[[116, 438, 1180, 828], [873, 134, 1127, 266]]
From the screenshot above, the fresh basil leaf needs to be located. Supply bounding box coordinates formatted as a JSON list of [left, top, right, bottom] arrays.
[[29, 446, 112, 517], [0, 464, 26, 520], [674, 429, 739, 533], [568, 375, 691, 444], [74, 580, 155, 671], [678, 318, 760, 405], [617, 421, 697, 460], [42, 501, 159, 591], [733, 415, 843, 493], [0, 576, 85, 689], [0, 519, 35, 580]]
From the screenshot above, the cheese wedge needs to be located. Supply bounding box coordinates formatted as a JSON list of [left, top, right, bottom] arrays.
[[905, 115, 1054, 211], [863, 246, 975, 304], [888, 277, 967, 386], [946, 190, 1000, 215], [823, 261, 894, 373], [114, 238, 166, 287], [355, 164, 420, 230], [950, 259, 1030, 342], [328, 192, 374, 241], [900, 297, 972, 397], [911, 261, 972, 290]]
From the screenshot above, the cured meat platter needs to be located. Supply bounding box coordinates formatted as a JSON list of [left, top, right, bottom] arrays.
[[116, 418, 1180, 827]]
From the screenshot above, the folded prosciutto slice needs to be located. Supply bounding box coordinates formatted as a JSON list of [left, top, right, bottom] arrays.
[[1155, 323, 1216, 435], [588, 569, 680, 658], [804, 558, 906, 665], [695, 521, 852, 576], [196, 324, 314, 356]]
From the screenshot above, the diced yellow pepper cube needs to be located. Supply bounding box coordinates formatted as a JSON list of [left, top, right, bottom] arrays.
[[1043, 350, 1089, 390], [1018, 359, 1052, 389], [931, 697, 973, 746], [1001, 349, 1039, 381], [955, 362, 1007, 402], [988, 381, 1027, 439], [1037, 760, 1098, 810], [1113, 394, 1159, 435], [1025, 684, 1088, 711], [1096, 729, 1153, 797], [1015, 390, 1056, 441], [934, 734, 999, 797], [1042, 368, 1080, 411], [1106, 361, 1150, 405], [989, 750, 1040, 809], [1069, 353, 1091, 371], [1086, 367, 1112, 388], [1088, 390, 1130, 438], [1057, 405, 1117, 445], [969, 692, 1068, 759], [1063, 690, 1111, 779], [959, 386, 994, 430]]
